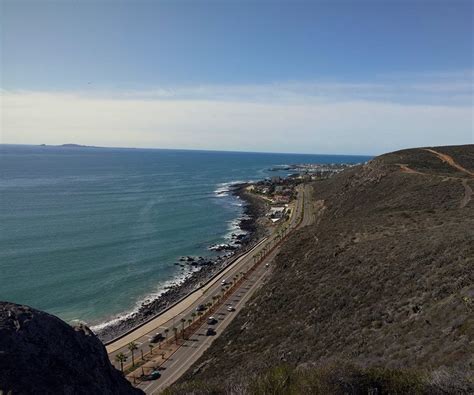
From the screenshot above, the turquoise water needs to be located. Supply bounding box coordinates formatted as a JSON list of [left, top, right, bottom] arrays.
[[0, 145, 371, 327]]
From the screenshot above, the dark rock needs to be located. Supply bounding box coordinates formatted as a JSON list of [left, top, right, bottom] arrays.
[[209, 243, 238, 252], [0, 301, 142, 394]]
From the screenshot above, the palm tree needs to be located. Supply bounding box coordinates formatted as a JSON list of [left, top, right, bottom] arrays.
[[128, 342, 138, 367], [187, 318, 192, 327], [148, 343, 154, 355], [191, 312, 197, 322], [164, 328, 169, 340], [115, 352, 127, 373], [173, 327, 178, 344], [180, 318, 186, 333]]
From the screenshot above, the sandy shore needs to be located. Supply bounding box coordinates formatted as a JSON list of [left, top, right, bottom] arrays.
[[94, 183, 269, 343]]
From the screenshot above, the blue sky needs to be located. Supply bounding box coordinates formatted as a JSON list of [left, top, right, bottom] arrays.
[[1, 0, 473, 154]]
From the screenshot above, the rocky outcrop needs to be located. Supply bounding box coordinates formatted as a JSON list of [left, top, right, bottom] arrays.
[[0, 301, 143, 395]]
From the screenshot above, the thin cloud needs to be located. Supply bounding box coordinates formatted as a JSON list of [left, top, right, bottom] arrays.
[[1, 85, 472, 155], [78, 72, 474, 106]]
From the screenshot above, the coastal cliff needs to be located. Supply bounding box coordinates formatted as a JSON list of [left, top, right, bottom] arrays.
[[169, 145, 474, 393], [0, 302, 142, 395]]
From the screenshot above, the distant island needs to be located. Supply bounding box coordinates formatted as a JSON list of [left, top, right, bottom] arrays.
[[39, 143, 101, 148]]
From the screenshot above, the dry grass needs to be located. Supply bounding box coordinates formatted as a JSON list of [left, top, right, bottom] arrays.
[[165, 363, 472, 394], [171, 145, 473, 394]]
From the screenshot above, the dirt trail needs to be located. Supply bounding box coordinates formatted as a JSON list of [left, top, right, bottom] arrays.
[[397, 151, 473, 208], [460, 179, 472, 208], [424, 148, 474, 177], [423, 148, 473, 208], [397, 164, 424, 175]]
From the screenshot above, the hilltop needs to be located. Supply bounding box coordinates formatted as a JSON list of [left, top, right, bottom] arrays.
[[169, 145, 473, 394]]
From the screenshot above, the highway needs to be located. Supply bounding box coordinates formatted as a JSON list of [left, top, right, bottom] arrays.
[[106, 184, 314, 393]]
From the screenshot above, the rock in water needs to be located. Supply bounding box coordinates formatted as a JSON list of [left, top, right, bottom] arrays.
[[0, 301, 143, 394]]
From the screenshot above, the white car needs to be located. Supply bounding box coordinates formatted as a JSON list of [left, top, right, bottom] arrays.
[[227, 305, 235, 312]]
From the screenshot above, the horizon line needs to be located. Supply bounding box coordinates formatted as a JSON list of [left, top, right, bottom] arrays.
[[0, 143, 376, 157]]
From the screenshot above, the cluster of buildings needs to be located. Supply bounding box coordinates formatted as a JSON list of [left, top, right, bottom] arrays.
[[250, 162, 358, 223], [269, 163, 358, 181], [249, 176, 299, 223], [251, 176, 296, 204]]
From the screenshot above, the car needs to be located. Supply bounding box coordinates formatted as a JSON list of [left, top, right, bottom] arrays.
[[141, 370, 161, 381], [207, 316, 217, 325], [227, 305, 235, 312], [205, 328, 216, 336], [150, 332, 164, 343], [221, 280, 227, 286], [196, 304, 206, 312]]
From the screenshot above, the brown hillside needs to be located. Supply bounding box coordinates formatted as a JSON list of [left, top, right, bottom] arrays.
[[174, 145, 473, 393]]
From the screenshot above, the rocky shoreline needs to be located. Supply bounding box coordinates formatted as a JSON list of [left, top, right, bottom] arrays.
[[94, 182, 269, 343]]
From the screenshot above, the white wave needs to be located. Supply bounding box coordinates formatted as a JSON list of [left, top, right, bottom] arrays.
[[89, 268, 195, 333], [223, 215, 249, 241], [213, 180, 249, 198]]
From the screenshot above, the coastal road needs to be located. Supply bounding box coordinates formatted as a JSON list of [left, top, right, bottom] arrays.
[[135, 185, 314, 393], [140, 239, 285, 393], [106, 184, 313, 392]]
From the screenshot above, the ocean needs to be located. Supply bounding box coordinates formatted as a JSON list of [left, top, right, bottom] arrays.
[[0, 145, 371, 328]]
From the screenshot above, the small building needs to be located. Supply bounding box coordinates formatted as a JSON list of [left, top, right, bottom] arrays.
[[268, 206, 286, 222], [273, 195, 290, 204]]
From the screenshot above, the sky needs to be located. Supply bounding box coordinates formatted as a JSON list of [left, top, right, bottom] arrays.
[[1, 0, 473, 155]]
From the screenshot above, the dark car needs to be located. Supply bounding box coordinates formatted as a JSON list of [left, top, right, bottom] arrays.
[[151, 332, 164, 343], [207, 316, 217, 325], [142, 370, 161, 381], [205, 328, 216, 336], [196, 304, 206, 312]]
